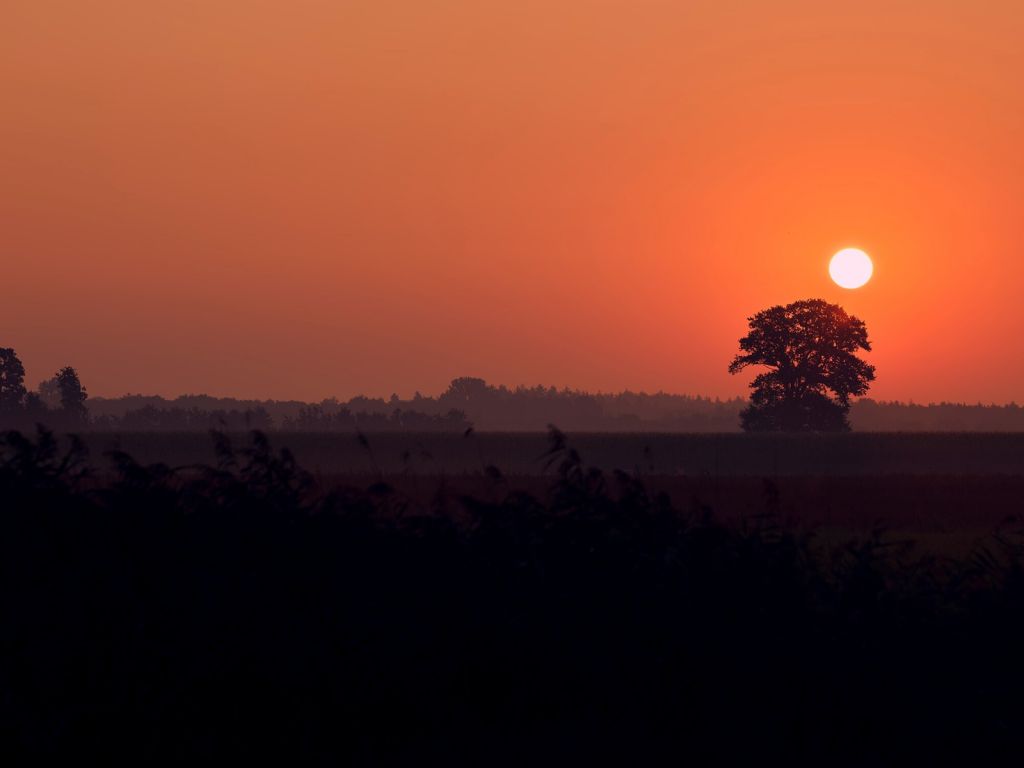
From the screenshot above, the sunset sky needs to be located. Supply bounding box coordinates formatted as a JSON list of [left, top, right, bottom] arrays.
[[4, 1, 1024, 402]]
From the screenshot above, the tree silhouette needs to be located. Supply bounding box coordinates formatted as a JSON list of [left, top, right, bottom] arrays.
[[55, 366, 88, 424], [0, 347, 27, 415], [728, 299, 875, 432], [441, 377, 490, 405]]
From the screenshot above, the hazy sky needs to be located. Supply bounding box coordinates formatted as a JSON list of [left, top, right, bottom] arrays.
[[4, 1, 1024, 402]]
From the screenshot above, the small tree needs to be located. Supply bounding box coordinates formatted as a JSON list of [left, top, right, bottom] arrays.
[[728, 299, 875, 432], [0, 347, 27, 414], [442, 377, 490, 405], [55, 366, 89, 424]]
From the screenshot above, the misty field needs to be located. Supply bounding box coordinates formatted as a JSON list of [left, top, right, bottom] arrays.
[[73, 430, 1024, 556], [82, 430, 1024, 476]]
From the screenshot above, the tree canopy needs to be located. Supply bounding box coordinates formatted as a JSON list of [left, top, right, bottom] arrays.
[[728, 299, 875, 432]]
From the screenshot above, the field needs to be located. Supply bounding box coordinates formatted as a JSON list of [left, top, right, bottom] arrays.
[[83, 430, 1024, 476], [76, 430, 1024, 556]]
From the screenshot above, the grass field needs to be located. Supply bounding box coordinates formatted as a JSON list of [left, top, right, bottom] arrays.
[[79, 430, 1024, 476], [71, 429, 1024, 557], [314, 472, 1024, 557]]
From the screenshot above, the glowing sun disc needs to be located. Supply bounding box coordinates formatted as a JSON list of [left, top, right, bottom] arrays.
[[829, 248, 873, 289]]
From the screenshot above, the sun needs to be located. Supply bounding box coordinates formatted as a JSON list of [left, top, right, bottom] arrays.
[[829, 248, 873, 289]]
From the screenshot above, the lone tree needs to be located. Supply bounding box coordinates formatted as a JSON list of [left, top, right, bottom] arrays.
[[728, 299, 875, 432]]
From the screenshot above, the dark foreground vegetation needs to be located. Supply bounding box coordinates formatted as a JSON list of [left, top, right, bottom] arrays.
[[3, 428, 1024, 764]]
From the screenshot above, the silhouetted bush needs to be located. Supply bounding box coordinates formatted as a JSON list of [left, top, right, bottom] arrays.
[[2, 427, 1024, 764]]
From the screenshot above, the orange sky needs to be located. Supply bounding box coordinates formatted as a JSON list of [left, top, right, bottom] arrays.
[[3, 1, 1024, 402]]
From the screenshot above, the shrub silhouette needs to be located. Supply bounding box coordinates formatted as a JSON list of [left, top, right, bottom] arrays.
[[1, 427, 1024, 764]]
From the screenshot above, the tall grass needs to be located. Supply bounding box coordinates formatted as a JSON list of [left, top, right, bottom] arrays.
[[2, 426, 1023, 764]]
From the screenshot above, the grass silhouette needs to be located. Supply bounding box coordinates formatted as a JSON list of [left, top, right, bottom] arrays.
[[2, 426, 1024, 764]]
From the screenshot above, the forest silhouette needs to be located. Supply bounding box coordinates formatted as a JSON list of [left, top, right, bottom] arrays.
[[3, 342, 1024, 432]]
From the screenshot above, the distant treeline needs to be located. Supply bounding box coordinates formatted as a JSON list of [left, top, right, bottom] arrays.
[[850, 399, 1024, 431], [0, 347, 88, 431], [88, 403, 472, 433], [6, 341, 1024, 432], [85, 382, 743, 432], [88, 378, 1024, 432]]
